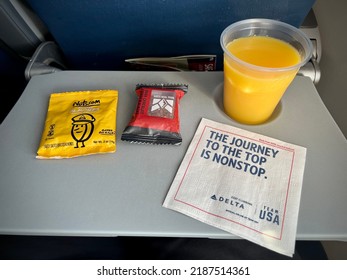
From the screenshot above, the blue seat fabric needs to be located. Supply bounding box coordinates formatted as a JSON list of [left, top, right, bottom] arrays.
[[25, 0, 316, 70]]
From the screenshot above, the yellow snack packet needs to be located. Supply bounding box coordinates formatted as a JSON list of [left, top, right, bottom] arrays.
[[36, 89, 118, 159]]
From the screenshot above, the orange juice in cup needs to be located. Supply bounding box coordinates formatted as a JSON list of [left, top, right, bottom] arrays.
[[220, 19, 313, 124]]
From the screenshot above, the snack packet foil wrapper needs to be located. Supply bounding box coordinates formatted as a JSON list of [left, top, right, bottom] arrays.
[[36, 89, 118, 159], [121, 84, 187, 145]]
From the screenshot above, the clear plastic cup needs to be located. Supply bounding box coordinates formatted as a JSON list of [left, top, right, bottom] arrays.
[[220, 18, 313, 124]]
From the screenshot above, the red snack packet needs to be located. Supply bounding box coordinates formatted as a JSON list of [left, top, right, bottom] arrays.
[[121, 84, 188, 145]]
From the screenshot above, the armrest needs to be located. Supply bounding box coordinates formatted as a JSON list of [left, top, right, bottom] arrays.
[[25, 41, 66, 80]]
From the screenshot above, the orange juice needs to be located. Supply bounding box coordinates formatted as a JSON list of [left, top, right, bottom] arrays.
[[223, 36, 301, 124]]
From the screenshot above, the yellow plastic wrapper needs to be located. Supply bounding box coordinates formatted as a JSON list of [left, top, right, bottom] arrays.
[[36, 89, 118, 159]]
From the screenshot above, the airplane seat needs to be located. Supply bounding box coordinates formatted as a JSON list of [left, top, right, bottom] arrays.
[[24, 0, 316, 71], [0, 0, 48, 122]]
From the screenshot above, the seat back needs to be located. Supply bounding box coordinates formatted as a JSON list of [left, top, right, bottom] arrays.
[[25, 0, 316, 70]]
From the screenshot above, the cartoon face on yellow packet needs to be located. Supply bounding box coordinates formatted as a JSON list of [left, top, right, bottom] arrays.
[[36, 90, 118, 159]]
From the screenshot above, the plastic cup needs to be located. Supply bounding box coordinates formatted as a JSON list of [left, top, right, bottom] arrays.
[[220, 19, 313, 124]]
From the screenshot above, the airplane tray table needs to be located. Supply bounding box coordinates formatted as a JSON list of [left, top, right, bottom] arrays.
[[0, 71, 346, 240]]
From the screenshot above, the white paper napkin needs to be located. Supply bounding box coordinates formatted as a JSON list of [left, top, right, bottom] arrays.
[[163, 118, 307, 257]]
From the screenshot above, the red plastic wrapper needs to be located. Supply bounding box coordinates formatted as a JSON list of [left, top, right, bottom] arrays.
[[121, 84, 188, 145]]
